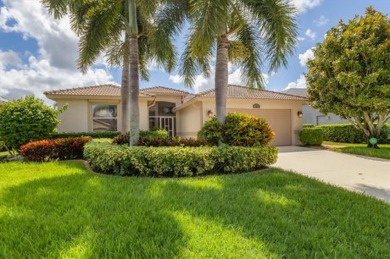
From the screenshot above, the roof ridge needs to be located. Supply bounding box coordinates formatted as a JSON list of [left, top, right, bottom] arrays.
[[44, 84, 119, 94], [263, 88, 307, 98], [141, 85, 190, 94]]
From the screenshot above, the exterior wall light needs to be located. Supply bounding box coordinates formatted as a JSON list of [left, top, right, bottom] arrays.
[[297, 111, 303, 118], [207, 110, 214, 118]]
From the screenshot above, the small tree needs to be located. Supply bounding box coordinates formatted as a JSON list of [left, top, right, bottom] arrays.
[[306, 7, 390, 148], [0, 96, 65, 150]]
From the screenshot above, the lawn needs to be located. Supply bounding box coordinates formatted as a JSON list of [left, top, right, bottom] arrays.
[[0, 162, 389, 258], [323, 141, 390, 159]]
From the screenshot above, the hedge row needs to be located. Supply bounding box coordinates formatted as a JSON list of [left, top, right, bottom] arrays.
[[20, 137, 92, 162], [299, 128, 323, 146], [84, 142, 278, 177], [316, 124, 390, 144]]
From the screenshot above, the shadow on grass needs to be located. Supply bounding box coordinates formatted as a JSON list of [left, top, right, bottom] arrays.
[[1, 162, 389, 258]]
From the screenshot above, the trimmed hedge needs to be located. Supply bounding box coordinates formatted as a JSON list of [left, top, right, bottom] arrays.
[[112, 129, 168, 145], [303, 124, 315, 128], [20, 137, 92, 162], [51, 131, 120, 139], [316, 124, 390, 144], [84, 142, 278, 177], [299, 128, 323, 146]]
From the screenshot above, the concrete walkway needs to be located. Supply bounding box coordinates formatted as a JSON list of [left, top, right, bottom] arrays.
[[274, 146, 390, 203]]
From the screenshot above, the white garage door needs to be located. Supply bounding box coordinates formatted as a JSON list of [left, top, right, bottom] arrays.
[[227, 109, 292, 146]]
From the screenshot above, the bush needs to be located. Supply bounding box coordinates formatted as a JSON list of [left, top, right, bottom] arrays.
[[0, 96, 65, 149], [20, 137, 92, 162], [112, 129, 168, 145], [84, 142, 278, 177], [51, 131, 120, 139], [299, 128, 323, 146], [303, 124, 315, 128], [316, 124, 390, 144], [136, 137, 207, 147], [198, 113, 274, 146]]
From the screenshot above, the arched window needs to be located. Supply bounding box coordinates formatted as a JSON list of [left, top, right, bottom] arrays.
[[252, 103, 260, 108]]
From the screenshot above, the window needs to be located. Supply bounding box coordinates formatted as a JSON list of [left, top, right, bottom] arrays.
[[92, 104, 117, 131]]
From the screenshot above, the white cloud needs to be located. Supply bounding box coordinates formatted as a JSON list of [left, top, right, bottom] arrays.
[[285, 74, 307, 89], [314, 15, 329, 26], [298, 48, 315, 67], [289, 0, 322, 14], [0, 0, 114, 101], [297, 36, 305, 41], [0, 50, 22, 69], [169, 74, 184, 84], [305, 29, 316, 40]]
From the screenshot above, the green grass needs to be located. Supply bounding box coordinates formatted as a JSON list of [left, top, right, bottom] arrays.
[[0, 162, 389, 258], [323, 141, 390, 159]]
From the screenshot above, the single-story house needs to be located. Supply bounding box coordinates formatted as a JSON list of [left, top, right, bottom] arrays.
[[283, 88, 348, 125], [45, 84, 307, 146]]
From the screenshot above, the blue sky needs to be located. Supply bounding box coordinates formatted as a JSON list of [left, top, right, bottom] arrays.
[[0, 0, 389, 102]]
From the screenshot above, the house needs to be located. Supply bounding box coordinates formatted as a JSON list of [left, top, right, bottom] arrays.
[[283, 88, 348, 125], [44, 84, 307, 146]]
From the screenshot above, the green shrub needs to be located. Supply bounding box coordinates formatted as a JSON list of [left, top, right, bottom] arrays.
[[84, 142, 278, 177], [0, 96, 65, 149], [51, 131, 120, 139], [112, 129, 168, 145], [299, 128, 323, 146], [316, 124, 389, 144], [303, 124, 315, 128], [198, 113, 274, 146], [136, 136, 207, 147], [20, 137, 92, 162]]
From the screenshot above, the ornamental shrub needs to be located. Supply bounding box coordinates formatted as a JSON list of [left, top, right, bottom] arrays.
[[20, 137, 91, 162], [84, 142, 278, 177], [112, 129, 168, 145], [303, 124, 315, 128], [51, 131, 120, 139], [299, 128, 323, 146], [316, 124, 389, 144], [0, 96, 65, 149], [198, 113, 274, 146]]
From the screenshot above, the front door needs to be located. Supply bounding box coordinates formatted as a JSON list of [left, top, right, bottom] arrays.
[[159, 116, 176, 137]]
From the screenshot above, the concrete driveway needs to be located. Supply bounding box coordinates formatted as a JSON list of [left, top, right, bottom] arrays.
[[274, 146, 390, 203]]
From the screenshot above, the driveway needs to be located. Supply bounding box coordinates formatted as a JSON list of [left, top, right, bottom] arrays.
[[274, 146, 390, 203]]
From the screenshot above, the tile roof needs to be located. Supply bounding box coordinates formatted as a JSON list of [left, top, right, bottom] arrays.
[[44, 84, 152, 97], [141, 86, 189, 95], [198, 85, 307, 101]]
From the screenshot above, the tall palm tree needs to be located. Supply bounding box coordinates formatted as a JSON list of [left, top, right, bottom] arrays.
[[42, 0, 176, 145], [162, 0, 297, 123]]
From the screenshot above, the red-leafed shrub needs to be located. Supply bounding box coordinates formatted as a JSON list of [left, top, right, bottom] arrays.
[[19, 137, 92, 162]]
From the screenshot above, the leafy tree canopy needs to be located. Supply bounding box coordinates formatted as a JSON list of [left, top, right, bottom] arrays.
[[306, 7, 390, 144], [0, 96, 65, 150]]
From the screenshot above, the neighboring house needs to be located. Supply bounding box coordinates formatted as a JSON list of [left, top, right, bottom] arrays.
[[45, 84, 307, 146], [283, 88, 348, 125]]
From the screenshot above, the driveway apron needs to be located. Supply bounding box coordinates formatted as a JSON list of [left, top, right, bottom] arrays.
[[274, 146, 390, 203]]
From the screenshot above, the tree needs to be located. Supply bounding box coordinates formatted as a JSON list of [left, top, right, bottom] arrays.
[[306, 7, 390, 148], [42, 0, 176, 145], [160, 0, 297, 123], [0, 96, 65, 151]]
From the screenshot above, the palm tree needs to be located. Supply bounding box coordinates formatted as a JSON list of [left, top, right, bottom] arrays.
[[162, 0, 297, 123], [42, 0, 176, 145]]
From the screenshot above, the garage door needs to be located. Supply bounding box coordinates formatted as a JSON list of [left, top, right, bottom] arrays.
[[227, 109, 292, 146]]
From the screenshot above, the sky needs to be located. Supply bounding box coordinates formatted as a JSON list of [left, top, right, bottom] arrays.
[[0, 0, 389, 103]]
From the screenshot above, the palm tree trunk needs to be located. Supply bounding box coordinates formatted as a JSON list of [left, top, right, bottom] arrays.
[[128, 0, 139, 146], [215, 34, 229, 124], [120, 33, 130, 135], [129, 35, 140, 146]]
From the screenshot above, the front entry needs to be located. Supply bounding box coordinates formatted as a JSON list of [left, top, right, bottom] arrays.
[[149, 101, 176, 137]]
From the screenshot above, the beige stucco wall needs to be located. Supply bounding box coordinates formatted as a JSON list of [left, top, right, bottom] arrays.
[[177, 98, 305, 145], [176, 101, 203, 138], [56, 100, 89, 132]]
